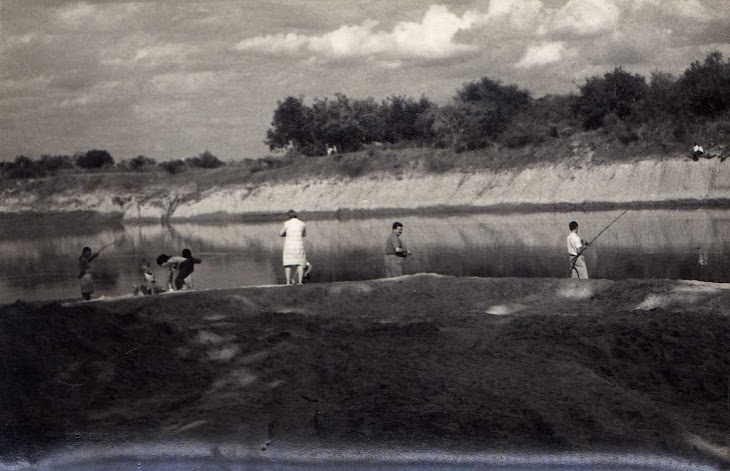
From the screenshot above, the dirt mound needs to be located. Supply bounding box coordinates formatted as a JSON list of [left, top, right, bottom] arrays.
[[0, 300, 215, 459], [1, 276, 728, 465]]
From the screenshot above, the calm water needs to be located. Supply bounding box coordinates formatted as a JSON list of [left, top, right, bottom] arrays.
[[0, 209, 728, 304]]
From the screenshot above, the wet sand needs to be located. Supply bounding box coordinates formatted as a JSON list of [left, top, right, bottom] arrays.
[[1, 275, 728, 468]]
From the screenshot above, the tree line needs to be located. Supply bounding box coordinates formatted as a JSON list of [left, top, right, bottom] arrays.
[[0, 150, 225, 179], [4, 52, 727, 179], [266, 52, 730, 155]]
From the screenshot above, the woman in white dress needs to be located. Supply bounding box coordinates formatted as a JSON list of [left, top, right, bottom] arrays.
[[279, 210, 307, 284]]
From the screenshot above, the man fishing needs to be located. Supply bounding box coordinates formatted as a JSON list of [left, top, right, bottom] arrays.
[[567, 210, 629, 279], [567, 221, 590, 279]]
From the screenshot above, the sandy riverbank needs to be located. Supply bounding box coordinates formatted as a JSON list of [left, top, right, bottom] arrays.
[[1, 275, 728, 468]]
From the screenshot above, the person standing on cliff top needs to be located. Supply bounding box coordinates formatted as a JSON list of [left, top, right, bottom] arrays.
[[279, 210, 307, 285], [567, 221, 589, 279], [384, 222, 411, 278]]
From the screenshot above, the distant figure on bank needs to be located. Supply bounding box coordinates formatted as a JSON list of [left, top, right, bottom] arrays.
[[279, 210, 307, 285], [384, 222, 411, 278], [567, 221, 590, 279], [78, 246, 100, 300], [175, 248, 202, 290], [692, 143, 704, 160]]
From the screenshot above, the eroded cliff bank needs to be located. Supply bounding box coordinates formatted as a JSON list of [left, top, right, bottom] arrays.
[[0, 157, 727, 222]]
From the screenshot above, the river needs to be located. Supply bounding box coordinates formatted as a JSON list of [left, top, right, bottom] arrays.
[[0, 209, 728, 304]]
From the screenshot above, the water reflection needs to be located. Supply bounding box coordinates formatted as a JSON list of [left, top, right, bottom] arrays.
[[0, 209, 727, 303]]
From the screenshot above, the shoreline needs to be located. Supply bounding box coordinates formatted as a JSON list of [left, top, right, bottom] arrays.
[[3, 198, 729, 226]]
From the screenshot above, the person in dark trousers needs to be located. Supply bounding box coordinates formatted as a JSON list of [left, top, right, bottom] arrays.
[[692, 143, 704, 161], [174, 248, 201, 290], [384, 221, 411, 278]]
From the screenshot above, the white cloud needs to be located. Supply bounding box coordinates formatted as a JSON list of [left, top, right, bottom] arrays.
[[548, 0, 621, 36], [235, 32, 310, 55], [100, 36, 194, 67], [485, 0, 544, 30], [55, 81, 123, 109], [6, 33, 37, 46], [150, 71, 230, 94], [56, 2, 142, 30], [235, 4, 479, 60], [626, 0, 714, 20], [515, 41, 568, 68]]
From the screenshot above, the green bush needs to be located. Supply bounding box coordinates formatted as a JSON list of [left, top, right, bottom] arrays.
[[337, 156, 368, 178], [76, 149, 114, 169], [424, 153, 455, 173], [126, 155, 157, 171], [160, 159, 186, 174], [2, 156, 47, 179], [38, 155, 74, 173], [500, 128, 546, 148], [185, 150, 224, 169]]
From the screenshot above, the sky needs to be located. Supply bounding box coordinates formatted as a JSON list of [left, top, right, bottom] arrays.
[[1, 0, 729, 162]]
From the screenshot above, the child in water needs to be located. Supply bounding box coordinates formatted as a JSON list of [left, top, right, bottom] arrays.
[[133, 258, 163, 295], [303, 260, 313, 283]]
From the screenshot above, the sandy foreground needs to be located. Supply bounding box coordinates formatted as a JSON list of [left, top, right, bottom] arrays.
[[1, 275, 729, 469]]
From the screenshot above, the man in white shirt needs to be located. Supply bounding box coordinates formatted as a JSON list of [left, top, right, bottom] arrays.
[[567, 221, 589, 279], [692, 143, 704, 160]]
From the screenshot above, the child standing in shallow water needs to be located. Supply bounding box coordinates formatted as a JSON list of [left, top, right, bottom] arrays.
[[78, 246, 99, 300], [134, 258, 161, 295]]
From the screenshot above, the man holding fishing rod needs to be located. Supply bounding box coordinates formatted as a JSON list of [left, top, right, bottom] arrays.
[[568, 210, 629, 279], [567, 221, 590, 279]]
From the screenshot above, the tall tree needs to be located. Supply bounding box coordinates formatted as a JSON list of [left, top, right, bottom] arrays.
[[265, 96, 313, 152], [573, 67, 648, 129], [676, 51, 730, 117], [444, 77, 531, 149]]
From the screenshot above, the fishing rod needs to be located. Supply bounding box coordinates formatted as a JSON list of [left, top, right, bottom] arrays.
[[95, 234, 128, 255], [570, 209, 629, 277], [585, 209, 630, 248], [97, 241, 116, 253]]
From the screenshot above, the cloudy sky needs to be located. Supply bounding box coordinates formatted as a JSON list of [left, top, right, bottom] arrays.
[[1, 0, 729, 162]]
